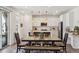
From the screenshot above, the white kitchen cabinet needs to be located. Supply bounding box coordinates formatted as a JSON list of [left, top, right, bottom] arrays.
[[72, 35, 79, 49], [32, 20, 40, 26], [47, 17, 59, 26], [67, 33, 73, 45], [68, 33, 79, 49], [32, 16, 59, 26]]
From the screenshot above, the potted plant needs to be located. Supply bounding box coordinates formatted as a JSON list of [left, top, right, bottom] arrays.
[[74, 26, 79, 35]]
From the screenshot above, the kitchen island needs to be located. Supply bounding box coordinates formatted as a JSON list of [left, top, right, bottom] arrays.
[[32, 30, 52, 38], [68, 33, 79, 49]]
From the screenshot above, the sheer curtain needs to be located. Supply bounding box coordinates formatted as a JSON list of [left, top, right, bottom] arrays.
[[2, 12, 7, 47], [0, 11, 7, 49]]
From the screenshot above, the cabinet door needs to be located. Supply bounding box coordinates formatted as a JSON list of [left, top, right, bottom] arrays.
[[67, 33, 72, 44], [48, 17, 58, 26], [68, 34, 74, 48], [32, 18, 40, 26]]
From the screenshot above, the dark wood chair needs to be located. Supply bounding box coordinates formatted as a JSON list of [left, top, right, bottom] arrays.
[[44, 32, 50, 37], [54, 33, 68, 53], [42, 32, 52, 46], [31, 32, 41, 46], [15, 33, 29, 53]]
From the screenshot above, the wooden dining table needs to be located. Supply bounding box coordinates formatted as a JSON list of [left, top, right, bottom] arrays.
[[22, 35, 61, 40], [22, 35, 62, 46], [21, 36, 62, 53]]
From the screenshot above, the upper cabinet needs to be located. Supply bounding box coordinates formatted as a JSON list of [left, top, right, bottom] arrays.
[[47, 16, 59, 26], [32, 15, 59, 26], [32, 17, 41, 26]]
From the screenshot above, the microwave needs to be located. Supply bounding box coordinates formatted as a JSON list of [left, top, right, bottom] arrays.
[[41, 23, 47, 26]]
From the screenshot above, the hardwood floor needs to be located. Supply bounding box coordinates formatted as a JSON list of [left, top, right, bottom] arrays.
[[0, 44, 79, 53]]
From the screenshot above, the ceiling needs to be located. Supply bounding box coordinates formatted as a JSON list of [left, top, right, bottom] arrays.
[[10, 6, 76, 16]]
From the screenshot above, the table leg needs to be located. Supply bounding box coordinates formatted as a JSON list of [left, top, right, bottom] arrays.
[[25, 49, 30, 53], [29, 41, 31, 46]]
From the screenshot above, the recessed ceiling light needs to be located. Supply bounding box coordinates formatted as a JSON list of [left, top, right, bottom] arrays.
[[38, 11, 42, 15], [45, 11, 48, 13], [45, 11, 48, 15], [31, 11, 33, 13], [21, 11, 25, 13], [48, 6, 52, 7], [56, 10, 58, 13], [24, 6, 28, 8], [38, 11, 40, 13]]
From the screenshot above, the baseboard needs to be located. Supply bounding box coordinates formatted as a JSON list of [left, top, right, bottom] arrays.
[[0, 43, 16, 51], [0, 45, 9, 50], [9, 43, 16, 46]]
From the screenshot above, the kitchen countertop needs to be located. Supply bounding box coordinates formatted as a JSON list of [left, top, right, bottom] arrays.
[[32, 30, 53, 32]]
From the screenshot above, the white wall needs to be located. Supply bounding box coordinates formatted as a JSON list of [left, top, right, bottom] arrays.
[[6, 10, 32, 45], [47, 16, 59, 26], [8, 12, 16, 45], [19, 15, 24, 39], [59, 10, 74, 44], [59, 7, 79, 45], [59, 7, 79, 32], [22, 14, 32, 37], [72, 7, 79, 26], [60, 7, 79, 29], [8, 11, 24, 45]]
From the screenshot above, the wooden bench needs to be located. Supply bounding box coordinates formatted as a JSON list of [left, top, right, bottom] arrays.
[[20, 46, 62, 53]]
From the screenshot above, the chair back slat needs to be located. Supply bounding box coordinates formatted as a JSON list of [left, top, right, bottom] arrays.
[[64, 33, 68, 45], [15, 33, 20, 45]]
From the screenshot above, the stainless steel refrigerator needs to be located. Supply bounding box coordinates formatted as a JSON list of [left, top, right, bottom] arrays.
[[58, 21, 63, 40]]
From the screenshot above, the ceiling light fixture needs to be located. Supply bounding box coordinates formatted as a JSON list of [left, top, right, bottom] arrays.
[[38, 11, 41, 15], [31, 11, 33, 13], [48, 6, 52, 7], [31, 11, 33, 15], [24, 6, 28, 8], [56, 10, 58, 13], [38, 11, 40, 13], [45, 10, 48, 14]]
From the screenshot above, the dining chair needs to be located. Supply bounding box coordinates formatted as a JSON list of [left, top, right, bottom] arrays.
[[42, 32, 52, 46], [15, 33, 29, 53], [31, 32, 41, 46], [44, 32, 50, 37], [54, 33, 68, 53]]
